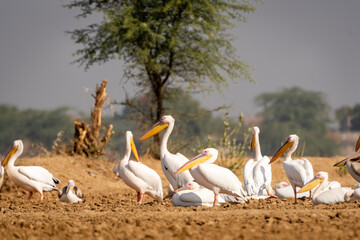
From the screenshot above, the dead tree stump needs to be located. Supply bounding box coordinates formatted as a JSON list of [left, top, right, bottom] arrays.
[[73, 80, 114, 157]]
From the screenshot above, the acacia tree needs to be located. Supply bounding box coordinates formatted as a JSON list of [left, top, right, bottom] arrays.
[[65, 0, 257, 127]]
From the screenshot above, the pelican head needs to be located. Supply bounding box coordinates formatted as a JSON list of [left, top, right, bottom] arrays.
[[175, 148, 218, 174], [334, 151, 360, 167], [275, 182, 289, 189], [251, 126, 260, 152], [298, 171, 328, 193], [269, 134, 298, 164], [126, 131, 140, 162], [138, 115, 174, 142], [2, 140, 23, 167], [65, 180, 75, 194], [175, 182, 201, 192]]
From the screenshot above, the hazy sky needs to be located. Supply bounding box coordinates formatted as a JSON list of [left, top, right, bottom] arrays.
[[0, 0, 359, 117]]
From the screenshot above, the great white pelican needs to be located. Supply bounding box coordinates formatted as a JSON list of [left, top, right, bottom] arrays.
[[175, 148, 247, 207], [298, 171, 352, 205], [243, 126, 275, 198], [59, 180, 83, 203], [139, 115, 194, 192], [2, 140, 60, 200], [269, 134, 314, 204], [114, 131, 163, 204]]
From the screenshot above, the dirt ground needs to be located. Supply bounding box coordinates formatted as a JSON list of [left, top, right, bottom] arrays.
[[0, 154, 359, 240]]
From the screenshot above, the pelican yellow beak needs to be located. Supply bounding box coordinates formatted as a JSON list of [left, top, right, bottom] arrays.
[[356, 135, 360, 152], [251, 132, 255, 153], [130, 136, 140, 162], [2, 145, 18, 167], [334, 152, 360, 167], [66, 185, 74, 194], [138, 121, 169, 142], [298, 177, 323, 193], [175, 153, 211, 174], [269, 140, 294, 164]]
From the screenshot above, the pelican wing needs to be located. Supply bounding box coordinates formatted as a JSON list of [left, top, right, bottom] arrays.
[[18, 166, 59, 187], [196, 164, 242, 193], [181, 188, 214, 203], [350, 160, 360, 176], [254, 156, 272, 194], [128, 161, 163, 195], [73, 186, 83, 198], [298, 158, 314, 180], [243, 159, 256, 195], [162, 152, 194, 189], [315, 188, 352, 205], [283, 161, 309, 187]]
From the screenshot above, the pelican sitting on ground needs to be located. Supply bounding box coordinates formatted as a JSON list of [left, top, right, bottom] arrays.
[[334, 135, 360, 182], [171, 182, 245, 207], [275, 180, 341, 200], [0, 166, 4, 190], [243, 126, 275, 198], [344, 183, 360, 202], [175, 148, 247, 207], [139, 115, 194, 191], [269, 134, 314, 204], [59, 180, 83, 203], [2, 140, 60, 200], [275, 182, 309, 199], [114, 131, 163, 204], [298, 171, 352, 205]]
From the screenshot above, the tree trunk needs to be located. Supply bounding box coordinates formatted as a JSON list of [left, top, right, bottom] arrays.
[[73, 80, 114, 157]]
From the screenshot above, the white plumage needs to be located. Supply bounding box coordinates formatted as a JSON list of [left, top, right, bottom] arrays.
[[1, 140, 60, 200], [243, 126, 274, 198], [139, 115, 194, 191], [59, 180, 83, 203], [0, 166, 4, 191], [172, 182, 245, 207], [275, 181, 341, 200], [270, 134, 314, 203], [298, 171, 352, 205], [114, 131, 163, 204], [344, 183, 360, 202], [175, 148, 247, 207], [275, 182, 309, 199]]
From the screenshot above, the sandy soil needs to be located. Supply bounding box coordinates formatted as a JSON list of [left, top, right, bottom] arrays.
[[0, 155, 359, 240]]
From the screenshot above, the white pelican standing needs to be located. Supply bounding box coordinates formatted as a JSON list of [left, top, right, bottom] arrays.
[[0, 166, 4, 190], [139, 115, 194, 191], [334, 135, 360, 182], [171, 182, 245, 207], [175, 148, 247, 207], [59, 180, 83, 203], [2, 140, 60, 200], [269, 134, 314, 204], [275, 180, 341, 200], [243, 126, 275, 198], [298, 171, 352, 205], [344, 183, 360, 202], [114, 131, 163, 204]]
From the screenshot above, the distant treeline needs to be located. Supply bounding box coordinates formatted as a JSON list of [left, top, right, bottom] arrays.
[[0, 87, 359, 157]]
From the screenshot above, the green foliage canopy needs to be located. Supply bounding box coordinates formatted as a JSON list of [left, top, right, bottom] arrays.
[[255, 87, 338, 156], [65, 0, 257, 123]]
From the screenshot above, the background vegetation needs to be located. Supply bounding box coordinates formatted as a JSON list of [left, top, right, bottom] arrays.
[[0, 86, 359, 158]]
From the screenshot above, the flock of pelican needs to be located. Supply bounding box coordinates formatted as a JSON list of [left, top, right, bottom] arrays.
[[1, 115, 360, 207]]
